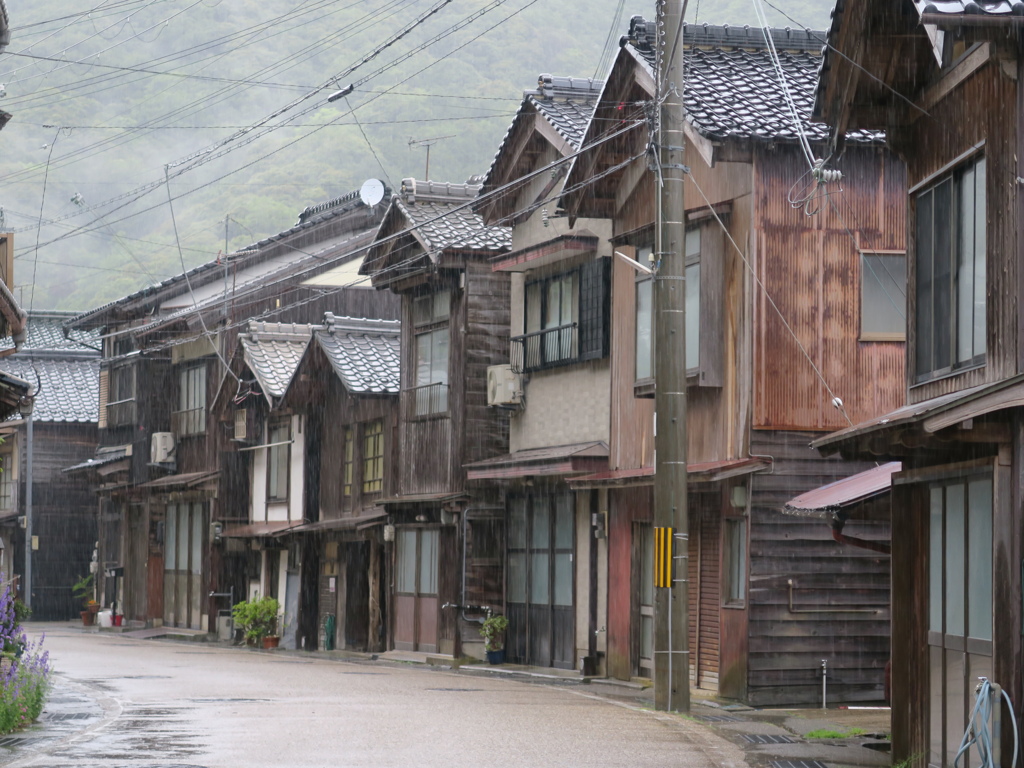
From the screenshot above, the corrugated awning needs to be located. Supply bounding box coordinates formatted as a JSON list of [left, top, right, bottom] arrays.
[[465, 441, 608, 480], [783, 462, 901, 519], [287, 510, 388, 533], [568, 457, 770, 489], [136, 470, 219, 489], [221, 520, 304, 538], [376, 491, 470, 507]]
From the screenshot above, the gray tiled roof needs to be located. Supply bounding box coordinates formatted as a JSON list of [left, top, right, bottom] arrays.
[[66, 189, 374, 330], [1, 311, 100, 354], [624, 21, 881, 145], [314, 314, 400, 394], [531, 75, 604, 148], [241, 322, 315, 400], [63, 443, 131, 474], [394, 179, 512, 253], [915, 0, 1024, 14], [3, 357, 99, 423]]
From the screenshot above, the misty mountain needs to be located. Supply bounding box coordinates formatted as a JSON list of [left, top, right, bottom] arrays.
[[0, 0, 833, 311]]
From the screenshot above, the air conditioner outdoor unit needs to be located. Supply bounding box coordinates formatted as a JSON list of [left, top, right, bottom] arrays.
[[486, 364, 522, 407], [150, 432, 176, 464]]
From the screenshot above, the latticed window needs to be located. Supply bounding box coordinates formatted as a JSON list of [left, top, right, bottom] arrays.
[[362, 420, 384, 494], [342, 427, 354, 501], [0, 454, 13, 510], [174, 364, 206, 435]]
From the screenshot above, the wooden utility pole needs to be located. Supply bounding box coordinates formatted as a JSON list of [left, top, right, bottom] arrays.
[[408, 135, 454, 180], [653, 0, 690, 713]]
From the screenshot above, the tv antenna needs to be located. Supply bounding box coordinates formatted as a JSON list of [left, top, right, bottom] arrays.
[[408, 134, 455, 180]]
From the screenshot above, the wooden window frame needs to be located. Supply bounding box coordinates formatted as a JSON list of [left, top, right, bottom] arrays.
[[722, 516, 747, 607], [913, 153, 987, 383], [409, 288, 451, 418], [266, 418, 291, 503], [361, 419, 384, 495], [173, 362, 207, 436], [0, 453, 14, 511]]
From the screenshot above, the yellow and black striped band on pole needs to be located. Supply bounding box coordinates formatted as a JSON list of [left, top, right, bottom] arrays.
[[654, 526, 673, 588]]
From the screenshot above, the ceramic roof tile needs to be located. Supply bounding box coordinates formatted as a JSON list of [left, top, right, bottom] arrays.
[[914, 0, 1024, 15], [2, 357, 99, 423], [1, 311, 100, 354], [315, 314, 400, 394], [240, 322, 315, 399], [623, 21, 882, 145], [393, 179, 512, 253]]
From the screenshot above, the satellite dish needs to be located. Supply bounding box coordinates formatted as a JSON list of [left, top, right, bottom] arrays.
[[359, 178, 386, 207]]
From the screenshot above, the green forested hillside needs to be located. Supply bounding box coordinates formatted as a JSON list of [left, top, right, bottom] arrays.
[[0, 0, 833, 310]]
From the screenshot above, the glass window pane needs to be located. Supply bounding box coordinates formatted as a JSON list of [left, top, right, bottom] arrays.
[[508, 552, 526, 603], [933, 179, 953, 371], [420, 529, 438, 595], [916, 189, 935, 375], [957, 165, 976, 363], [553, 553, 572, 606], [190, 504, 203, 575], [177, 505, 189, 572], [416, 333, 432, 387], [686, 228, 701, 258], [554, 495, 573, 549], [525, 283, 542, 333], [396, 530, 417, 593], [431, 329, 449, 386], [686, 262, 700, 371], [165, 505, 177, 573], [945, 483, 965, 637], [433, 290, 450, 321], [530, 552, 550, 604], [636, 279, 652, 380], [967, 477, 992, 641], [531, 499, 550, 549], [862, 254, 906, 335], [639, 526, 654, 605], [726, 519, 746, 602], [973, 158, 986, 358], [929, 486, 944, 634], [508, 497, 527, 550]]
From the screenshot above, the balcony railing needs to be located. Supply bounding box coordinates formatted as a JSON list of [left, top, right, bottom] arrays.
[[106, 398, 137, 427], [510, 323, 578, 373], [402, 382, 450, 419], [172, 407, 206, 436]]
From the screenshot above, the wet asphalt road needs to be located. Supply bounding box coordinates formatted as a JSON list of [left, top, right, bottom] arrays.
[[0, 624, 746, 768]]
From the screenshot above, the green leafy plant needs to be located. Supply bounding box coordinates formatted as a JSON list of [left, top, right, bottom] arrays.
[[479, 614, 509, 653], [71, 574, 95, 608], [231, 596, 280, 645], [806, 727, 866, 739]]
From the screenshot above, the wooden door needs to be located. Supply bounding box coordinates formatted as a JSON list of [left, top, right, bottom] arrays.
[[162, 502, 206, 629], [507, 493, 575, 669], [633, 523, 654, 677], [393, 527, 439, 653]]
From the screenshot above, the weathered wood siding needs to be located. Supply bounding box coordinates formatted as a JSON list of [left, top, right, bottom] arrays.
[[606, 486, 651, 680], [753, 144, 906, 431], [747, 430, 891, 706], [902, 60, 1017, 403]]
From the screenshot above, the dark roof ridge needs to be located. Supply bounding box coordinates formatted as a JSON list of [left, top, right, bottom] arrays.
[[244, 320, 318, 342], [621, 15, 824, 54], [321, 313, 401, 334], [399, 178, 481, 205], [532, 74, 604, 101]]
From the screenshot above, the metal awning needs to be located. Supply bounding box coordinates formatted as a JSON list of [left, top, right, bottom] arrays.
[[286, 510, 388, 533], [783, 462, 901, 519], [568, 457, 770, 489], [221, 520, 304, 538], [376, 491, 470, 507], [465, 441, 609, 480], [63, 444, 133, 474], [136, 470, 219, 490], [489, 233, 600, 273]]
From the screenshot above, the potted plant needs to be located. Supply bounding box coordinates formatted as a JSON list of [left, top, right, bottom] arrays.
[[72, 574, 97, 626], [231, 596, 280, 648], [479, 614, 509, 665]]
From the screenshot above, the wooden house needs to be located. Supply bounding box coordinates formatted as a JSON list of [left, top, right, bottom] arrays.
[[0, 312, 99, 618], [812, 0, 1024, 763], [360, 178, 512, 658], [560, 19, 905, 704], [278, 313, 401, 653], [213, 320, 315, 648], [63, 189, 398, 635], [468, 74, 612, 671]]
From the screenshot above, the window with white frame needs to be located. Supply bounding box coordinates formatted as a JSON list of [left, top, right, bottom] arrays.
[[915, 155, 986, 379]]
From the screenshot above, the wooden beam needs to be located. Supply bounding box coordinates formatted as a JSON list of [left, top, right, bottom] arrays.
[[682, 121, 716, 169], [615, 155, 650, 215], [910, 42, 991, 123]]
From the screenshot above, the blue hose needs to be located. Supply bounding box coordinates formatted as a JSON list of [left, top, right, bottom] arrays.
[[954, 678, 1019, 768]]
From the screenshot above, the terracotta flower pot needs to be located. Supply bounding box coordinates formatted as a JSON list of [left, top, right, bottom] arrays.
[[81, 610, 94, 627], [262, 636, 280, 649]]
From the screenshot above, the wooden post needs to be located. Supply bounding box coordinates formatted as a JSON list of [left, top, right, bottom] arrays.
[[654, 0, 690, 712]]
